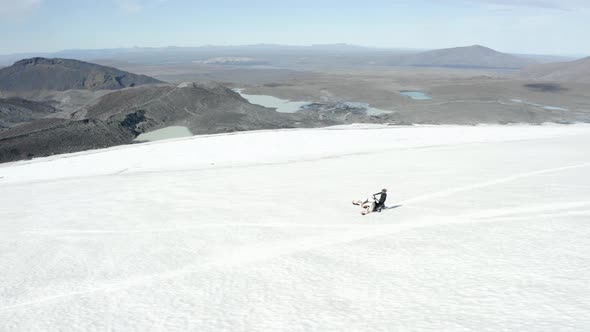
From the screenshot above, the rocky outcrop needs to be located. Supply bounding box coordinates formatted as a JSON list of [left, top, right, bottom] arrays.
[[0, 98, 59, 129], [0, 118, 137, 163]]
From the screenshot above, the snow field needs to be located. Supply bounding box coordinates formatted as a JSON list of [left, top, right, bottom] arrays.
[[1, 124, 589, 331]]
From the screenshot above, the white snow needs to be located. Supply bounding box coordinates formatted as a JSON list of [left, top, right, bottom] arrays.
[[1, 124, 590, 331]]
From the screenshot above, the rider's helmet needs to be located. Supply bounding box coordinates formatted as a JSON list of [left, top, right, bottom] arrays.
[[382, 188, 387, 193]]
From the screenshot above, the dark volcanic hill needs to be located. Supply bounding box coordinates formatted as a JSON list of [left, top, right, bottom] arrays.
[[0, 98, 59, 129], [0, 57, 162, 92], [394, 45, 535, 69], [521, 56, 590, 83], [83, 82, 295, 135]]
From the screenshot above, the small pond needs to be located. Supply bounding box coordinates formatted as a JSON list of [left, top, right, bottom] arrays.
[[400, 91, 432, 100], [236, 89, 310, 113], [135, 126, 193, 142]]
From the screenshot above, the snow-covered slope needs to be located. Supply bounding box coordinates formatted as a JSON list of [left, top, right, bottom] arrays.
[[1, 125, 590, 331]]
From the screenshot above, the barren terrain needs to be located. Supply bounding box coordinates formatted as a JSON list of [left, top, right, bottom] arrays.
[[110, 62, 590, 125]]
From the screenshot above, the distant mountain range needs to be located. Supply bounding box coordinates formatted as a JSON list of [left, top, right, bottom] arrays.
[[0, 58, 162, 92], [0, 44, 576, 69], [522, 56, 590, 83], [391, 45, 535, 69], [197, 57, 269, 65]]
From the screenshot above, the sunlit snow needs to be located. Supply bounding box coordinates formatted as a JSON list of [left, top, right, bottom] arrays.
[[1, 124, 589, 331]]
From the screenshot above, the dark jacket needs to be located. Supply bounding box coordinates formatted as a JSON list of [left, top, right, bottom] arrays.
[[374, 192, 387, 206]]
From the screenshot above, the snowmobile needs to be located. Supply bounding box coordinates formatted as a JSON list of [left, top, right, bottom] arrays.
[[352, 196, 384, 215]]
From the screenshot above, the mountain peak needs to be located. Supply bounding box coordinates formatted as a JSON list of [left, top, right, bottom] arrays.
[[469, 44, 491, 49], [522, 54, 590, 83], [12, 57, 90, 67], [0, 57, 162, 92], [395, 45, 534, 69], [445, 45, 499, 54]]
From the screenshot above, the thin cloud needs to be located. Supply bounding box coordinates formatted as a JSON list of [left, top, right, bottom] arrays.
[[463, 0, 588, 10], [114, 0, 169, 13], [0, 0, 43, 17], [115, 0, 144, 13]]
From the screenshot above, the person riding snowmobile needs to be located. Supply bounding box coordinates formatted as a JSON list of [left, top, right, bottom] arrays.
[[372, 189, 387, 212]]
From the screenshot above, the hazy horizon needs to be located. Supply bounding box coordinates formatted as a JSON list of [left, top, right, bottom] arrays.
[[0, 43, 586, 60], [1, 0, 589, 56]]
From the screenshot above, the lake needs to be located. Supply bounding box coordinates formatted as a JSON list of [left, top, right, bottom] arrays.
[[236, 90, 392, 115], [135, 126, 193, 142], [400, 91, 432, 100], [236, 89, 310, 113]]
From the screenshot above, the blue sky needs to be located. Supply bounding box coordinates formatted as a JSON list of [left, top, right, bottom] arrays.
[[1, 0, 589, 55]]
